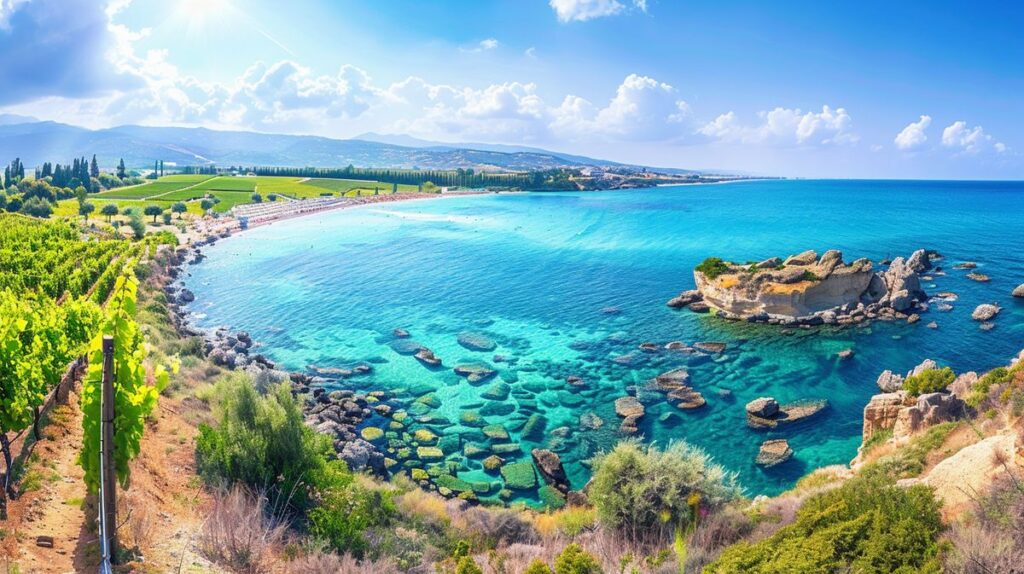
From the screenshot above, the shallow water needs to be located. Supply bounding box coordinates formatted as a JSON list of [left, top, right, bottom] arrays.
[[183, 180, 1024, 504]]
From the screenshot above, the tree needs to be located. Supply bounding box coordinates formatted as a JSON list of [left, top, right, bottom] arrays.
[[143, 204, 163, 222], [251, 193, 262, 203], [20, 197, 53, 218], [267, 193, 277, 202], [200, 199, 214, 212], [117, 158, 127, 180], [79, 202, 96, 221], [171, 202, 187, 218], [74, 186, 88, 205], [100, 203, 119, 222], [90, 155, 99, 179]]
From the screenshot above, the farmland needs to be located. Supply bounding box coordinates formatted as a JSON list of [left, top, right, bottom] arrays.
[[62, 174, 422, 217]]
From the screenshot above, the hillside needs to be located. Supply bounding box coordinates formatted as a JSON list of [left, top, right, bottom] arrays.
[[0, 121, 673, 173]]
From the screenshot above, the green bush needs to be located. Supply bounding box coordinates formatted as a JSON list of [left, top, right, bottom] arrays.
[[554, 544, 601, 574], [903, 367, 955, 396], [800, 270, 821, 282], [588, 439, 739, 543], [705, 474, 943, 573], [454, 556, 484, 574], [525, 559, 553, 574], [695, 257, 731, 279], [307, 460, 394, 557]]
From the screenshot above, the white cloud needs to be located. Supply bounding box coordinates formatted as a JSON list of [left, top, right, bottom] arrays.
[[699, 105, 856, 146], [525, 47, 537, 59], [461, 38, 499, 53], [941, 120, 1006, 154], [549, 0, 646, 22], [894, 115, 931, 150]]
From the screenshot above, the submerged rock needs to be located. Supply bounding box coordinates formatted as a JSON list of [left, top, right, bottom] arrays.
[[454, 363, 497, 383], [614, 396, 644, 418], [414, 348, 442, 366], [966, 272, 990, 282], [667, 289, 703, 308], [458, 331, 497, 352], [532, 448, 570, 493], [756, 439, 793, 468], [747, 399, 828, 429]]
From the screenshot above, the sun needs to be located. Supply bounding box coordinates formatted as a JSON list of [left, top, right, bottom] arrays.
[[176, 0, 231, 29]]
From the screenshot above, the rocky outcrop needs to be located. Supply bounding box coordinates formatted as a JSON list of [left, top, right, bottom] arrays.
[[746, 398, 827, 429], [532, 449, 570, 493], [756, 439, 793, 468], [1013, 284, 1024, 298], [861, 392, 906, 442], [683, 249, 930, 325], [972, 304, 1001, 321], [745, 397, 779, 418], [876, 370, 904, 392], [893, 392, 965, 438]]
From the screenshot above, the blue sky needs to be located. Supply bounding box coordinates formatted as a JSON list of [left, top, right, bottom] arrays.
[[1, 0, 1021, 178]]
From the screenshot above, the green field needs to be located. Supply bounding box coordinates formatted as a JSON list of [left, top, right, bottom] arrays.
[[66, 174, 418, 217]]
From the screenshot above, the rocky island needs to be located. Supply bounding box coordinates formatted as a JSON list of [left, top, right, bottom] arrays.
[[668, 248, 934, 326]]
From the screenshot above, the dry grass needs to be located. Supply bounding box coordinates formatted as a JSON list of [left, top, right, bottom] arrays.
[[198, 486, 288, 574], [396, 487, 450, 527], [286, 551, 397, 574]]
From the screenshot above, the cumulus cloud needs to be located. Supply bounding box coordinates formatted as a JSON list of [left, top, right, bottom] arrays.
[[699, 105, 856, 146], [941, 121, 1006, 154], [894, 115, 931, 150], [549, 0, 646, 22]]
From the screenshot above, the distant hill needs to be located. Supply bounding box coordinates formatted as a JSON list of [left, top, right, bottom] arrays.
[[0, 121, 700, 174]]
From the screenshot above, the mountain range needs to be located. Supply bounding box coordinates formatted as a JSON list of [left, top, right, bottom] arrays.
[[0, 117, 697, 174]]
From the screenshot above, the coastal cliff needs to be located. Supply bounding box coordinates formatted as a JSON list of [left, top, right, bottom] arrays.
[[669, 248, 933, 325]]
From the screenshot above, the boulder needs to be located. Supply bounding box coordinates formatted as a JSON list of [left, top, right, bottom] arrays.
[[393, 328, 411, 338], [971, 304, 1001, 321], [694, 341, 726, 354], [745, 397, 779, 418], [876, 370, 904, 392], [414, 348, 442, 366], [906, 249, 931, 273], [966, 272, 990, 282], [1013, 284, 1024, 298], [784, 250, 818, 266], [837, 349, 854, 360], [579, 412, 604, 430], [861, 392, 908, 442], [755, 439, 793, 468], [667, 289, 703, 308], [454, 363, 497, 383], [614, 396, 645, 418], [532, 449, 570, 493]]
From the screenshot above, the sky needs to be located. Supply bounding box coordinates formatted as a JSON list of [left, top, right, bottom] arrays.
[[0, 0, 1022, 178]]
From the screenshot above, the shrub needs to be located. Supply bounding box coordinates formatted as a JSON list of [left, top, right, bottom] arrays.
[[307, 460, 395, 557], [800, 270, 821, 282], [195, 375, 332, 511], [706, 474, 943, 573], [455, 555, 483, 574], [524, 559, 553, 573], [554, 544, 601, 574], [197, 485, 287, 574], [251, 192, 263, 203], [904, 367, 955, 396], [966, 364, 1023, 408], [588, 439, 739, 543], [695, 257, 731, 279]]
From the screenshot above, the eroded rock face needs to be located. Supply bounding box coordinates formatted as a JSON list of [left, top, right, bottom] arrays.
[[862, 392, 908, 442], [688, 249, 929, 325], [892, 392, 965, 439]]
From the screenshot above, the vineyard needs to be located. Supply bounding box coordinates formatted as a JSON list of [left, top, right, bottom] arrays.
[[0, 212, 165, 536]]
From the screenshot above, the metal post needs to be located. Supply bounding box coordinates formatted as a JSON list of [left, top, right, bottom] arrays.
[[100, 335, 118, 565]]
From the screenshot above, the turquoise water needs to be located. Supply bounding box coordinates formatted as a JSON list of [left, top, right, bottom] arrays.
[[183, 180, 1024, 503]]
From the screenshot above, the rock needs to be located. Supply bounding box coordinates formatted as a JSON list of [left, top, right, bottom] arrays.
[[861, 392, 908, 442], [872, 368, 905, 390], [837, 349, 854, 360], [670, 387, 706, 409], [482, 381, 510, 401], [948, 372, 979, 399], [339, 439, 384, 474], [566, 375, 585, 387], [619, 414, 642, 434], [482, 455, 503, 472], [745, 397, 779, 418], [653, 368, 690, 389], [966, 272, 990, 282], [748, 399, 828, 429], [454, 363, 497, 383], [667, 289, 702, 308], [417, 446, 444, 461], [521, 414, 547, 441], [980, 322, 995, 331], [1013, 284, 1024, 298], [413, 428, 438, 444], [579, 412, 604, 430], [638, 342, 660, 353], [971, 304, 1001, 321], [784, 249, 818, 266], [907, 313, 920, 324], [482, 424, 510, 441], [601, 306, 621, 315], [926, 321, 938, 329], [687, 301, 711, 313], [532, 449, 570, 493], [614, 396, 645, 418], [755, 439, 793, 468], [909, 359, 937, 378], [906, 249, 931, 273], [393, 328, 410, 338], [360, 426, 384, 441], [500, 461, 538, 490], [952, 262, 977, 269], [390, 339, 424, 355], [414, 348, 442, 366], [458, 331, 497, 352], [694, 341, 726, 354], [893, 392, 965, 440], [757, 257, 782, 269], [178, 289, 195, 303], [665, 341, 688, 350]]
